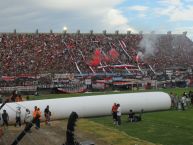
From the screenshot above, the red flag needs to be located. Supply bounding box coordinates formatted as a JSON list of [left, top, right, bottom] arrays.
[[109, 48, 119, 59]]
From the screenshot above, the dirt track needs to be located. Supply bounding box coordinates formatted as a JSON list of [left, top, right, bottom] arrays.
[[0, 119, 156, 145], [0, 120, 109, 145]]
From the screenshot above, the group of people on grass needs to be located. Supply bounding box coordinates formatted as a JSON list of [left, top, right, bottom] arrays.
[[111, 103, 121, 125], [0, 105, 51, 134], [112, 103, 143, 125], [0, 91, 23, 104], [110, 91, 193, 126], [170, 91, 193, 111]]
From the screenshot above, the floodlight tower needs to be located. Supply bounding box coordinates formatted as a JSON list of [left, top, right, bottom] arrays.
[[127, 28, 131, 36], [63, 26, 68, 34]]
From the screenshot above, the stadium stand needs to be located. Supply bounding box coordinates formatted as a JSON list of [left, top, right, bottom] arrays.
[[0, 32, 193, 92], [0, 33, 193, 76]]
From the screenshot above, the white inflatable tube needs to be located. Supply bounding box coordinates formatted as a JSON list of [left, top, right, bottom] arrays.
[[0, 92, 171, 124]]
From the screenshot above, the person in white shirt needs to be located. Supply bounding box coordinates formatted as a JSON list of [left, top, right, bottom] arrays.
[[24, 109, 33, 132], [181, 96, 186, 111], [116, 104, 121, 125], [15, 107, 21, 127]]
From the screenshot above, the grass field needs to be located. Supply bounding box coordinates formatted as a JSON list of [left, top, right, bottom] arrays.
[[91, 108, 193, 145], [29, 87, 193, 100], [29, 87, 193, 145]]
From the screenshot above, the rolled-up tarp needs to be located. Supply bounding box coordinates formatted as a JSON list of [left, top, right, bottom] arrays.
[[0, 92, 171, 124]]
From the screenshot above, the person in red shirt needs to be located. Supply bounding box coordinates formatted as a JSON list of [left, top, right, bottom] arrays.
[[35, 108, 41, 129], [111, 103, 118, 125]]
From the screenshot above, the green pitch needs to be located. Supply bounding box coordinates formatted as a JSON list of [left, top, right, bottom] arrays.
[[91, 108, 193, 145], [28, 87, 193, 145]]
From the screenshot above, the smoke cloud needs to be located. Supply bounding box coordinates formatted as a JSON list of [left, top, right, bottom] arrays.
[[138, 34, 159, 56]]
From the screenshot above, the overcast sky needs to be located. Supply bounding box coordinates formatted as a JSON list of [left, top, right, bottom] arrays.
[[0, 0, 193, 39]]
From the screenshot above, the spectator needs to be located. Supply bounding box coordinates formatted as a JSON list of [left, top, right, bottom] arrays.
[[44, 105, 51, 125], [24, 109, 33, 133], [116, 104, 121, 125], [35, 108, 41, 129], [181, 95, 186, 111], [128, 109, 135, 122], [2, 110, 9, 128], [0, 33, 192, 79], [111, 103, 117, 125], [15, 106, 21, 127]]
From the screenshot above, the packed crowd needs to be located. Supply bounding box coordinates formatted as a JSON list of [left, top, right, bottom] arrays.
[[146, 34, 193, 71], [0, 33, 193, 76]]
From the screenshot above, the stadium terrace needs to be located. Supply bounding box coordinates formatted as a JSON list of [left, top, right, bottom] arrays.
[[0, 31, 193, 93]]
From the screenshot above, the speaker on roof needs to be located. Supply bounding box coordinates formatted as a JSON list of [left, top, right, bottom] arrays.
[[77, 30, 80, 35], [167, 31, 171, 35], [127, 30, 131, 35], [13, 29, 16, 34], [183, 31, 187, 36], [103, 30, 106, 35], [90, 30, 93, 35], [115, 30, 119, 35], [36, 29, 39, 35]]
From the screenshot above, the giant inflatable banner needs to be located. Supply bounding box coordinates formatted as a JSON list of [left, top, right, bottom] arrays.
[[0, 92, 171, 124]]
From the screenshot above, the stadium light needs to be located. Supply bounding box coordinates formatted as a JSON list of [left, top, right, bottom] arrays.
[[127, 30, 131, 35], [63, 26, 68, 31], [127, 28, 132, 32], [63, 26, 68, 34]]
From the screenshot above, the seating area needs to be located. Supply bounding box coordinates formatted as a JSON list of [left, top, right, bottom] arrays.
[[0, 32, 193, 77]]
